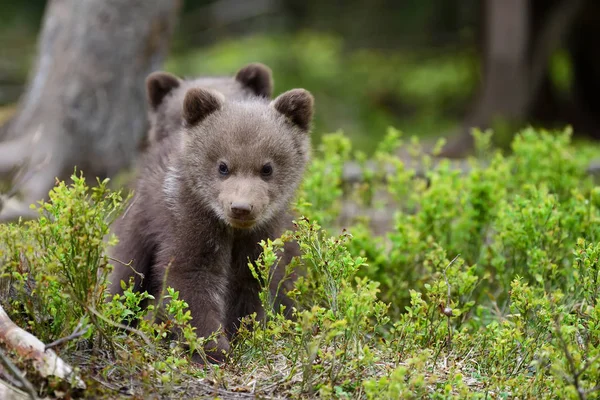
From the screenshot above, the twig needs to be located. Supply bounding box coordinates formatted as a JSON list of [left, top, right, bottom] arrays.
[[107, 256, 145, 281], [44, 320, 89, 351], [89, 375, 124, 395], [0, 347, 37, 399], [257, 373, 288, 393]]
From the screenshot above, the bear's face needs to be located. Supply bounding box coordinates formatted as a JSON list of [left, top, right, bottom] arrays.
[[145, 63, 274, 145], [179, 88, 314, 229]]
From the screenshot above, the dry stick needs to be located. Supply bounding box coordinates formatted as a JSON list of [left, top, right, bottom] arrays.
[[0, 305, 85, 390], [44, 320, 89, 351], [0, 347, 37, 400], [89, 375, 123, 394], [107, 256, 145, 281], [0, 362, 25, 391]]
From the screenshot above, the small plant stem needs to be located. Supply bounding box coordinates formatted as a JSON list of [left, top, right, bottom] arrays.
[[0, 347, 38, 400], [45, 319, 89, 351], [554, 317, 587, 400]]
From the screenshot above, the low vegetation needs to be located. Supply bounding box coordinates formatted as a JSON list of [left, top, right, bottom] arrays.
[[1, 128, 600, 399]]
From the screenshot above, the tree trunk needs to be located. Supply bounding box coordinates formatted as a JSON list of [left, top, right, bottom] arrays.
[[441, 0, 583, 157], [441, 0, 529, 157], [473, 0, 530, 124], [565, 0, 600, 139], [0, 0, 180, 222]]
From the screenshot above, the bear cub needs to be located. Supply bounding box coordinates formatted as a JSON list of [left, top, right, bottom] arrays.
[[108, 80, 314, 363]]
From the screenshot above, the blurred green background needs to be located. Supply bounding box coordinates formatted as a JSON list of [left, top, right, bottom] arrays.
[[0, 1, 584, 153]]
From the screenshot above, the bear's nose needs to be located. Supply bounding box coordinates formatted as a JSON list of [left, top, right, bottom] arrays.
[[230, 202, 252, 217]]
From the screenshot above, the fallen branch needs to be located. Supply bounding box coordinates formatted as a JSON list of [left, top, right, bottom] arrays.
[[0, 304, 85, 390]]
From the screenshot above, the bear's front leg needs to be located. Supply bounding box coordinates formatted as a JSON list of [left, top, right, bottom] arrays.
[[164, 269, 231, 363]]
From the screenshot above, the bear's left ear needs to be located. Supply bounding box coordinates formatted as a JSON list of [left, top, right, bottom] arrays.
[[146, 71, 181, 110], [271, 89, 314, 132], [235, 63, 273, 98]]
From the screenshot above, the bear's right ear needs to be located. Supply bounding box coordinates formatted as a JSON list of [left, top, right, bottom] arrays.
[[146, 72, 181, 110], [235, 63, 273, 98], [183, 88, 223, 126], [272, 89, 314, 132]]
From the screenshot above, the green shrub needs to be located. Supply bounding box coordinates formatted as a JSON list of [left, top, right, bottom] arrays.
[[1, 127, 600, 398], [0, 173, 126, 342]]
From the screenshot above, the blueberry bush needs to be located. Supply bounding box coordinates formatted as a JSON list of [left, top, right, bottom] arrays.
[[1, 128, 600, 399]]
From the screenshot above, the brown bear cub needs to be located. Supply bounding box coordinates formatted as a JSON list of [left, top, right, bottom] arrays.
[[108, 81, 314, 363], [143, 63, 274, 148]]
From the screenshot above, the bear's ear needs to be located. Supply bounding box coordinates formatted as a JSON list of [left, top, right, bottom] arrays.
[[271, 89, 314, 132], [183, 88, 223, 126], [146, 72, 181, 110], [235, 63, 273, 98]]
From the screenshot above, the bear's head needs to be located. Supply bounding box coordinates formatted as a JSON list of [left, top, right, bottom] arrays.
[[144, 63, 274, 145], [176, 87, 314, 229]]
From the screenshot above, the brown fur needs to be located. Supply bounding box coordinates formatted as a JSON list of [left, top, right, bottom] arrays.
[[108, 87, 313, 363], [144, 63, 273, 147]]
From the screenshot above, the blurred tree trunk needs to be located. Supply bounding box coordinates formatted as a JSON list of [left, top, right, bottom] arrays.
[[0, 0, 180, 221], [563, 1, 600, 139], [442, 0, 583, 157], [469, 0, 530, 128]]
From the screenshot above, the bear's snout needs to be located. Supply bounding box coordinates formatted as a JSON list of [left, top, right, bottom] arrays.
[[230, 201, 253, 217], [218, 177, 269, 228], [226, 199, 258, 228]]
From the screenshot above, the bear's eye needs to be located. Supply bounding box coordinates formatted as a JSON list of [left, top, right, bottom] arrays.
[[218, 162, 229, 176], [261, 163, 273, 177]]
